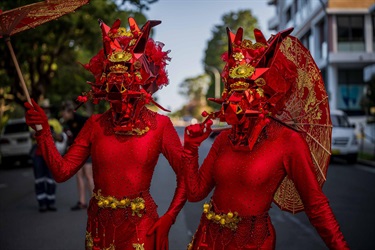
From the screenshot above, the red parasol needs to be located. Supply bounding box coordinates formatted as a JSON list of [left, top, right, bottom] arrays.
[[0, 0, 90, 105], [271, 35, 332, 213]]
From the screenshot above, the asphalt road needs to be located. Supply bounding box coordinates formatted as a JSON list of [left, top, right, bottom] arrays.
[[1, 127, 375, 250]]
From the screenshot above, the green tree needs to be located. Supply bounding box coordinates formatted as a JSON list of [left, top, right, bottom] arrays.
[[0, 0, 154, 119], [119, 0, 158, 11], [203, 10, 259, 107], [175, 74, 212, 120]]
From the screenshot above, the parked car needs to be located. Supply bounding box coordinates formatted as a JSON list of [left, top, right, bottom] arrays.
[[0, 118, 33, 166], [330, 110, 359, 163]]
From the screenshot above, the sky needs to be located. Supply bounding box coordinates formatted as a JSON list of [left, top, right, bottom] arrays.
[[144, 0, 276, 114]]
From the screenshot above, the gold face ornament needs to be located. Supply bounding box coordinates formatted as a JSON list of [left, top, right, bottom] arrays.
[[229, 64, 255, 79], [108, 51, 132, 63]]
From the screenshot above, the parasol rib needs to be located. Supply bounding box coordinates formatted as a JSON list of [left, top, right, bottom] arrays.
[[310, 150, 327, 181], [284, 122, 332, 128], [301, 130, 331, 155], [287, 97, 329, 121]]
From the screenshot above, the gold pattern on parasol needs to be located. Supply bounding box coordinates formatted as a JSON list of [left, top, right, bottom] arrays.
[[273, 36, 332, 213]]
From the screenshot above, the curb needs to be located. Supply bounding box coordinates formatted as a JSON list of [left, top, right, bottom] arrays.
[[358, 159, 375, 168]]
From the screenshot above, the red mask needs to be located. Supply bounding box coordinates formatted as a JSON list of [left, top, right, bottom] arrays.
[[205, 28, 296, 150], [78, 18, 170, 135]]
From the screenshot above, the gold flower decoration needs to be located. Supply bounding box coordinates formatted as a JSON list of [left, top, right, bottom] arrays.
[[233, 52, 244, 61]]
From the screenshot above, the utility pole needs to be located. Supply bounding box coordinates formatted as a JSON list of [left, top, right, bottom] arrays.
[[205, 65, 221, 98]]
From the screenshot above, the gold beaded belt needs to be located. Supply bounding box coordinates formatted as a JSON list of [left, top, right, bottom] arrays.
[[202, 202, 241, 230], [93, 189, 145, 217]]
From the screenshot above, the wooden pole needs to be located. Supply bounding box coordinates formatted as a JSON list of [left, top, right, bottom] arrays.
[[5, 36, 42, 130], [4, 37, 31, 103]]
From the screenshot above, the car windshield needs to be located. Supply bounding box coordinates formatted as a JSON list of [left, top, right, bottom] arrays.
[[331, 114, 351, 128], [3, 123, 29, 134]]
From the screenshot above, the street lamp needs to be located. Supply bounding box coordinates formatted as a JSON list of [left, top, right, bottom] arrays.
[[205, 65, 221, 98]]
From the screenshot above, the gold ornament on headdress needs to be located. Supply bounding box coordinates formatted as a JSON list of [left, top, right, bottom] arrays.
[[233, 52, 244, 61], [241, 39, 253, 49], [132, 243, 145, 250], [255, 78, 266, 87], [229, 64, 255, 79], [108, 51, 132, 62], [109, 64, 128, 73], [129, 39, 137, 47], [133, 61, 142, 70], [241, 39, 267, 50], [229, 81, 249, 91], [256, 88, 265, 97], [108, 27, 133, 38]]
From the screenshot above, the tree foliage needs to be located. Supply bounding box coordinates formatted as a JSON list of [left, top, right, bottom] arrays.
[[175, 9, 260, 117], [203, 10, 259, 106], [0, 0, 155, 119], [119, 0, 158, 11], [175, 73, 213, 120], [179, 74, 210, 102]]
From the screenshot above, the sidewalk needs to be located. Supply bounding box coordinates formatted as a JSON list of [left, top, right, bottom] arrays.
[[358, 158, 375, 167]]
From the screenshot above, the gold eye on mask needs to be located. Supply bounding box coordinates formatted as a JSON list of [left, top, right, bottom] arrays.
[[229, 64, 255, 79], [255, 78, 266, 87], [236, 105, 243, 114], [109, 51, 132, 62]]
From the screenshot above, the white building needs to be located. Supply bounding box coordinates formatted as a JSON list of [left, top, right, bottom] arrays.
[[267, 0, 375, 128]]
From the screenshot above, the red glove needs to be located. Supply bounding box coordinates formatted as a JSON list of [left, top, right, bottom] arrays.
[[24, 99, 49, 133], [146, 214, 174, 250], [184, 119, 213, 156]]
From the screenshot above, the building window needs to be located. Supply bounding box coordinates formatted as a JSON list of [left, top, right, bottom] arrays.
[[293, 0, 299, 14], [286, 7, 292, 23], [338, 69, 366, 114], [317, 20, 326, 59], [301, 0, 309, 8], [337, 15, 365, 52], [321, 68, 327, 90], [301, 30, 311, 50]]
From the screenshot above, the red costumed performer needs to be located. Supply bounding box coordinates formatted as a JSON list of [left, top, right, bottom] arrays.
[[25, 18, 186, 250], [183, 27, 350, 249]]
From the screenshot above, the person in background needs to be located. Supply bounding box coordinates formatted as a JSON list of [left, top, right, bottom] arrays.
[[61, 100, 94, 211], [25, 18, 186, 249], [31, 99, 64, 212]]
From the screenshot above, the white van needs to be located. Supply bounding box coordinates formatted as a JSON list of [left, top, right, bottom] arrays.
[[0, 118, 33, 166], [331, 110, 359, 163]]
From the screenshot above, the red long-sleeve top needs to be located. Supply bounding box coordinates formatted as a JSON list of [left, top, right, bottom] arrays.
[[184, 120, 349, 250], [35, 109, 186, 249]]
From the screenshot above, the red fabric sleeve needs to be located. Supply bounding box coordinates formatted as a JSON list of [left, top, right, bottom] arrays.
[[35, 116, 92, 183], [183, 132, 225, 202], [160, 117, 187, 221], [284, 132, 349, 250]]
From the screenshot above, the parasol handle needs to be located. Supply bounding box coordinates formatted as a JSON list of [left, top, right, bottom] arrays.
[[5, 37, 42, 131]]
